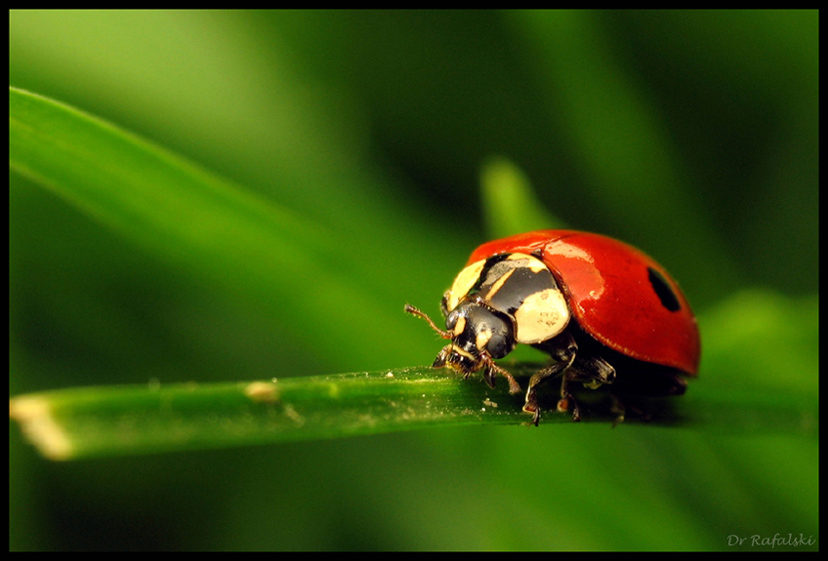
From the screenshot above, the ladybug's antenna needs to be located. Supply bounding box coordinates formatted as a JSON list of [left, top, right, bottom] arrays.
[[404, 304, 451, 340]]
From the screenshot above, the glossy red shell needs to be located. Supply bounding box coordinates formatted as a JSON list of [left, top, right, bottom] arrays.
[[467, 230, 700, 376]]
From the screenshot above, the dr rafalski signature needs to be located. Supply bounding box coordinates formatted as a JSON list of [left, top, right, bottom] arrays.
[[727, 533, 815, 549]]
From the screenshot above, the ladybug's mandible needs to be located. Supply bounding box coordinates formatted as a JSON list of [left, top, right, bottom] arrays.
[[405, 230, 700, 424]]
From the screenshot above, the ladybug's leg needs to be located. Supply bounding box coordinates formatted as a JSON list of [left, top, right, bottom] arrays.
[[609, 394, 627, 426], [480, 357, 522, 395], [608, 370, 686, 424], [559, 355, 616, 422], [523, 333, 577, 425]]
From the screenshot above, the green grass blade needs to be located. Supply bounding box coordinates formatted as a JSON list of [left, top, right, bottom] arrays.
[[479, 156, 565, 238], [8, 86, 397, 360], [10, 355, 816, 461], [9, 368, 538, 460], [9, 87, 317, 256]]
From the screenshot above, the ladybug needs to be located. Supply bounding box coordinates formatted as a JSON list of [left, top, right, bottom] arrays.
[[405, 230, 700, 424]]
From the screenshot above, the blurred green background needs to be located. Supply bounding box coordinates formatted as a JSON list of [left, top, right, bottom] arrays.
[[9, 10, 817, 551]]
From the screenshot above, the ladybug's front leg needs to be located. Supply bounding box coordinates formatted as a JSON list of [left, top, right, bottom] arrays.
[[523, 333, 577, 425]]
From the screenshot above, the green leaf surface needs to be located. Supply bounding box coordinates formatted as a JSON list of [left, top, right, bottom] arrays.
[[8, 368, 552, 461]]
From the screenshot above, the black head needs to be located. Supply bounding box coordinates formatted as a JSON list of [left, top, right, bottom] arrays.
[[433, 299, 516, 373]]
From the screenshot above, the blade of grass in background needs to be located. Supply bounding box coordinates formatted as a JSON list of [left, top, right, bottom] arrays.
[[8, 86, 404, 369], [480, 156, 565, 238], [511, 11, 740, 304]]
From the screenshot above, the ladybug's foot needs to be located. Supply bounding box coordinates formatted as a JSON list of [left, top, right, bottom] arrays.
[[522, 389, 541, 426], [483, 358, 522, 394], [522, 401, 541, 426], [504, 372, 522, 395], [557, 393, 581, 422], [609, 395, 651, 426], [610, 395, 626, 427]]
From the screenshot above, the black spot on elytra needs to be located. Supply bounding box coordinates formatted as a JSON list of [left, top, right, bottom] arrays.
[[648, 267, 681, 312]]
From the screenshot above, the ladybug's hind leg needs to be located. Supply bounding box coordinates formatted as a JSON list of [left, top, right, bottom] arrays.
[[608, 368, 688, 424]]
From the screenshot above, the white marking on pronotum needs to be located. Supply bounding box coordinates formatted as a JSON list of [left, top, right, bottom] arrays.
[[446, 259, 486, 312]]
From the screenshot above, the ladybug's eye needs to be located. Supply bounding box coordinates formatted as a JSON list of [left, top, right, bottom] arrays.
[[444, 310, 459, 332], [486, 332, 511, 359], [648, 267, 681, 312]]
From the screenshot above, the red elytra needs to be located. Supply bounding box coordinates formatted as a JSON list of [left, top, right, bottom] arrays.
[[467, 230, 700, 377]]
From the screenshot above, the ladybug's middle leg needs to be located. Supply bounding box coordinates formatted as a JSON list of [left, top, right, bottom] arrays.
[[559, 354, 616, 422], [524, 333, 577, 425], [526, 332, 617, 424]]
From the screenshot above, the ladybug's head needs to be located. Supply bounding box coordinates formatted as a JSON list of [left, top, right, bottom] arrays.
[[404, 301, 516, 388], [435, 299, 515, 369]]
